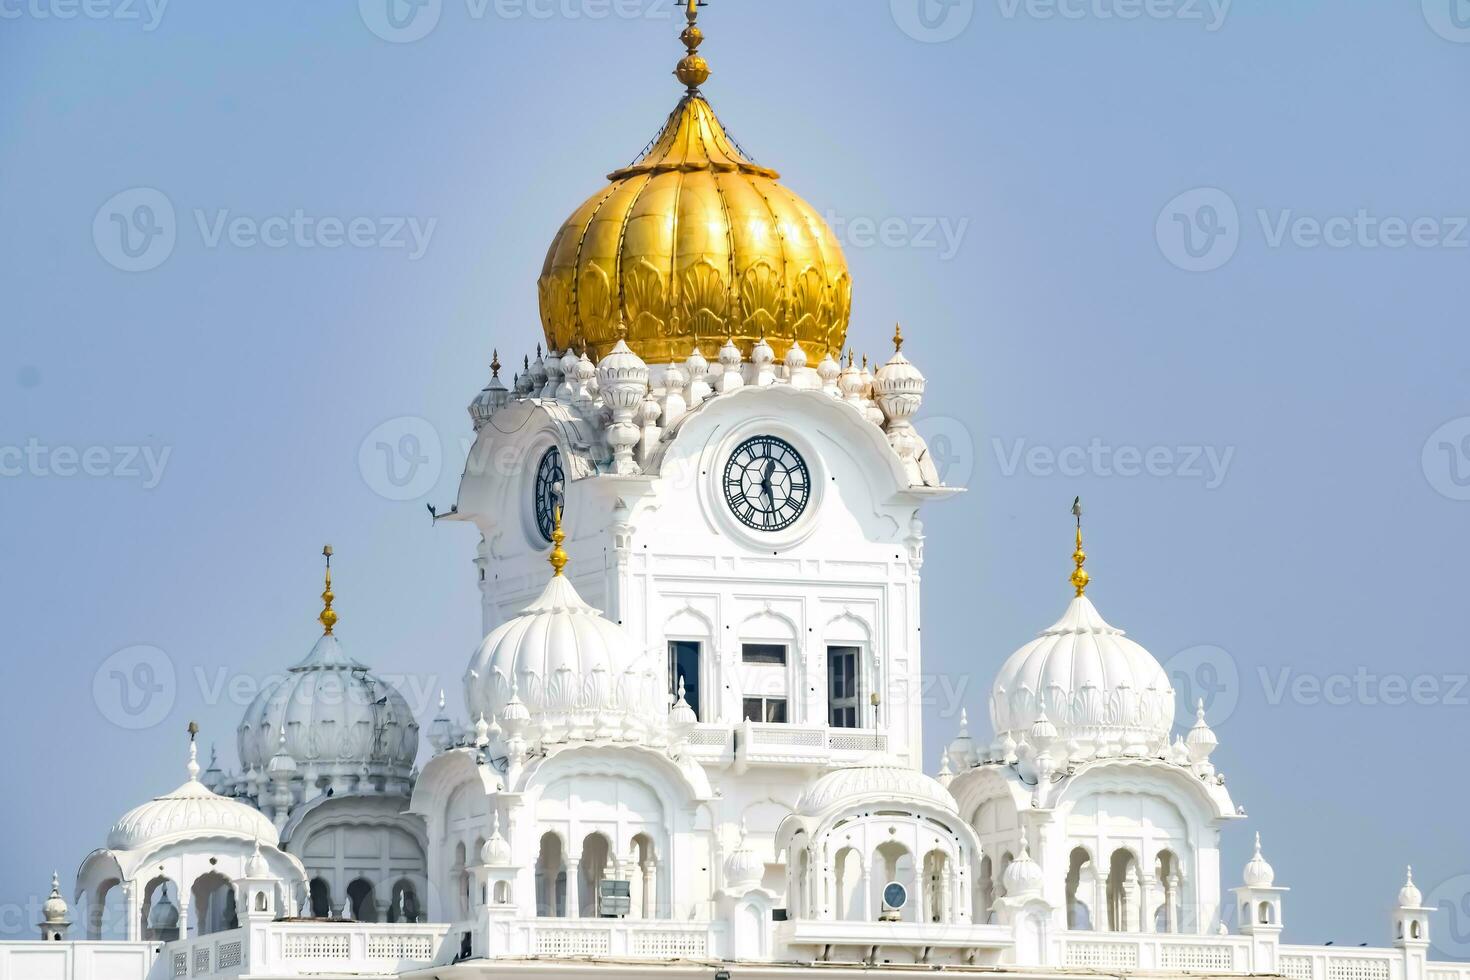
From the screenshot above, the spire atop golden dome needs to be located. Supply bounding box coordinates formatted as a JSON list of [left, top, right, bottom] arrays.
[[319, 544, 338, 634], [538, 3, 851, 365], [548, 507, 568, 577], [676, 0, 710, 92], [1069, 498, 1090, 597]]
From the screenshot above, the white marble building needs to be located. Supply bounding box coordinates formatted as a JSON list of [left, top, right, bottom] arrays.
[[1, 5, 1456, 980]]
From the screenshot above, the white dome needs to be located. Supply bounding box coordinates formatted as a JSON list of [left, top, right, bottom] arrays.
[[1399, 867, 1422, 908], [990, 595, 1174, 757], [464, 573, 663, 744], [723, 820, 765, 890], [797, 761, 957, 818], [108, 746, 279, 852], [42, 873, 69, 924], [238, 633, 419, 782], [1243, 833, 1275, 887], [1003, 834, 1045, 899]]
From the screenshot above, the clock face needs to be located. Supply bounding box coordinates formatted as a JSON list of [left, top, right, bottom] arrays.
[[534, 447, 564, 544], [723, 436, 811, 532]]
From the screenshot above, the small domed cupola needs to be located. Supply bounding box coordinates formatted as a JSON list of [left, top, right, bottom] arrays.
[[237, 547, 420, 801], [464, 510, 663, 746], [989, 504, 1175, 760]]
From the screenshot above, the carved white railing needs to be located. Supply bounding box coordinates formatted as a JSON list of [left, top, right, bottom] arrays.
[[521, 917, 712, 960], [1279, 945, 1402, 980], [159, 920, 448, 978], [1059, 931, 1253, 973]]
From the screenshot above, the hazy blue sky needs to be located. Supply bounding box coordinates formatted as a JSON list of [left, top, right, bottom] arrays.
[[3, 0, 1468, 953]]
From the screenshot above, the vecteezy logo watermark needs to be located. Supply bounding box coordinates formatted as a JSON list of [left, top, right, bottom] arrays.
[[94, 645, 176, 730], [0, 439, 172, 488], [359, 416, 444, 502], [1428, 873, 1470, 957], [93, 187, 177, 273], [94, 187, 438, 271], [360, 0, 442, 43], [1156, 187, 1240, 273], [914, 416, 978, 489], [0, 0, 168, 30], [1423, 0, 1470, 43], [1422, 417, 1470, 501], [1259, 666, 1470, 708], [824, 211, 971, 261], [892, 0, 975, 42], [1158, 187, 1470, 272], [1162, 644, 1240, 727], [992, 437, 1236, 489], [360, 0, 670, 43], [995, 0, 1230, 30]]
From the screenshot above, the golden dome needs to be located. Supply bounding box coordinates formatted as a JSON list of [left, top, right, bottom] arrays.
[[537, 5, 851, 365]]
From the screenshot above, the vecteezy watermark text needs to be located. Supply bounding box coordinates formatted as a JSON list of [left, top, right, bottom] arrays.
[[824, 212, 971, 261], [1157, 187, 1469, 272], [995, 0, 1229, 30], [0, 0, 167, 30], [0, 439, 171, 489], [359, 0, 671, 43], [992, 437, 1236, 489], [93, 188, 437, 272]]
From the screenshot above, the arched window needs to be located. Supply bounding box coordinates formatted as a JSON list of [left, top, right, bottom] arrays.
[[1154, 850, 1181, 933], [388, 880, 419, 923], [1107, 849, 1141, 933], [308, 878, 331, 919], [978, 855, 995, 924], [1259, 901, 1273, 925], [629, 833, 659, 919], [580, 833, 613, 917], [923, 850, 951, 924], [346, 879, 377, 923], [190, 872, 237, 936], [493, 880, 510, 905], [873, 841, 916, 923], [1066, 847, 1094, 930], [535, 833, 567, 917]]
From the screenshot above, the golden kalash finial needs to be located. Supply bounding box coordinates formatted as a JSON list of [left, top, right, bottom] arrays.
[[893, 323, 905, 353], [676, 0, 711, 92], [490, 349, 501, 378], [548, 507, 569, 577], [319, 544, 338, 634], [1070, 497, 1090, 597]]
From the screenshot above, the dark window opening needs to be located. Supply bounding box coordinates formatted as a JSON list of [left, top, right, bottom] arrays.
[[743, 696, 788, 723], [828, 646, 861, 728], [668, 640, 702, 721], [742, 643, 787, 665]]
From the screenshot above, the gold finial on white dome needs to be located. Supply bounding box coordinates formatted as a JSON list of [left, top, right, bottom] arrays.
[[1070, 497, 1090, 597], [319, 545, 337, 635], [548, 507, 568, 578]]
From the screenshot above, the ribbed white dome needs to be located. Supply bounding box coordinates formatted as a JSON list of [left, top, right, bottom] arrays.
[[464, 574, 662, 744], [237, 634, 418, 781], [796, 761, 957, 818], [990, 595, 1174, 757], [1399, 867, 1422, 908], [108, 748, 279, 852], [1243, 833, 1275, 887]]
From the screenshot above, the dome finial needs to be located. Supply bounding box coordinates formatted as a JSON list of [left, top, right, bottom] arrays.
[[893, 323, 904, 353], [676, 0, 711, 92], [490, 350, 501, 378], [186, 721, 201, 781], [319, 544, 338, 635], [1070, 497, 1090, 597], [548, 507, 568, 577]]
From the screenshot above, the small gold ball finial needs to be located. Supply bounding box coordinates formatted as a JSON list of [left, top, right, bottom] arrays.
[[548, 507, 569, 577], [675, 0, 711, 91], [1069, 497, 1090, 597], [319, 544, 338, 634], [490, 350, 501, 377], [893, 323, 905, 353]]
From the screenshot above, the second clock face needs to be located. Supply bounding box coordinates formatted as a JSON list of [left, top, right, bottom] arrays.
[[534, 447, 564, 544], [723, 436, 811, 532]]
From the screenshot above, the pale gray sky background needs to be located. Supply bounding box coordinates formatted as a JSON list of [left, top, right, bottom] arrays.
[[3, 0, 1469, 954]]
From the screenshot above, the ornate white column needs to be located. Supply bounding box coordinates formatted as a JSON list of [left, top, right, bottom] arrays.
[[859, 856, 873, 922], [641, 861, 656, 919], [1097, 874, 1111, 932], [566, 857, 581, 918], [1165, 873, 1180, 933], [1141, 874, 1156, 933]]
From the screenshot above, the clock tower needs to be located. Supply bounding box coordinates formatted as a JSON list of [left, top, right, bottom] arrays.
[[452, 4, 954, 790]]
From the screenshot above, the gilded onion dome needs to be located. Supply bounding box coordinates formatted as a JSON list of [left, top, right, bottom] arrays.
[[537, 4, 851, 365]]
